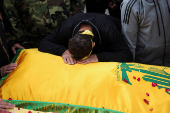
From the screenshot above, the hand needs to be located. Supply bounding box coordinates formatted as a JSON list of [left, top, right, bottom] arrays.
[[0, 99, 15, 112], [0, 63, 17, 77], [11, 43, 24, 54], [109, 2, 118, 9], [77, 54, 98, 64], [62, 50, 76, 65]]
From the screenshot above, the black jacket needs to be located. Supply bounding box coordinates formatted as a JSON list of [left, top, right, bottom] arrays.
[[97, 0, 123, 5], [0, 19, 16, 78], [38, 13, 133, 62], [109, 0, 123, 5]]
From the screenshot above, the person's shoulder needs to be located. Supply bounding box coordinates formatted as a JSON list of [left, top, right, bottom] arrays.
[[122, 0, 138, 4], [121, 0, 140, 14], [122, 0, 139, 9], [121, 0, 140, 25]]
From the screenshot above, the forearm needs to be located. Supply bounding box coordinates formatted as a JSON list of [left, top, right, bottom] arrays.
[[96, 50, 133, 62], [38, 39, 67, 56]]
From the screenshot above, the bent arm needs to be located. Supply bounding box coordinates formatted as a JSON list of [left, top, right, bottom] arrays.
[[38, 25, 72, 56], [38, 31, 67, 56], [96, 28, 133, 62]]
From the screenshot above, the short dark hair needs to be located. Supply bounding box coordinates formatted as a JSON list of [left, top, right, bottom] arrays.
[[68, 31, 93, 60]]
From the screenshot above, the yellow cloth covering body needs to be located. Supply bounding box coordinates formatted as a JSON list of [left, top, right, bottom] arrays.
[[0, 49, 170, 113]]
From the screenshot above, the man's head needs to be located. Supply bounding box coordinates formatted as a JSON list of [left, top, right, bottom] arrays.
[[68, 30, 95, 61]]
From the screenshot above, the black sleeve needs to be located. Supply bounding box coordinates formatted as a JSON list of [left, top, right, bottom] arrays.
[[38, 25, 72, 56], [96, 28, 133, 62]]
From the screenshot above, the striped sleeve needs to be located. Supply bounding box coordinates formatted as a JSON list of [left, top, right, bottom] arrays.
[[121, 0, 138, 61]]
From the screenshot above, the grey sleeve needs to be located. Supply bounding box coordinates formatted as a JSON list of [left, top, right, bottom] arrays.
[[121, 0, 138, 61]]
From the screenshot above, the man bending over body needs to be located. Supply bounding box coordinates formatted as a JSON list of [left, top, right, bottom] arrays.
[[38, 13, 133, 65]]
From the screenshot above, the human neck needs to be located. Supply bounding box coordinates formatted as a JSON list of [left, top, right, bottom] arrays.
[[79, 23, 93, 32]]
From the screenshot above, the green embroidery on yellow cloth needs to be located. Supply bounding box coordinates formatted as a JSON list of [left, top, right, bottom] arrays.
[[5, 100, 123, 113], [120, 63, 170, 95]]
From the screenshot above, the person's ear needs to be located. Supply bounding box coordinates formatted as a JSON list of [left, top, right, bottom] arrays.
[[93, 42, 95, 48]]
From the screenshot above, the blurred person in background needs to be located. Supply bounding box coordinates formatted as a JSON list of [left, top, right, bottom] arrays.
[[3, 0, 85, 48], [0, 0, 21, 111], [86, 0, 123, 19], [0, 2, 24, 79]]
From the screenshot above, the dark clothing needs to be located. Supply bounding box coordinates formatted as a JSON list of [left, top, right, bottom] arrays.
[[86, 0, 107, 14], [86, 0, 122, 19], [38, 13, 133, 62], [109, 0, 123, 5], [3, 0, 85, 48], [0, 0, 13, 33], [0, 0, 3, 13], [108, 7, 121, 19], [0, 19, 16, 68], [0, 21, 9, 68], [0, 19, 16, 67], [0, 0, 16, 68], [0, 0, 17, 78], [0, 18, 16, 77]]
